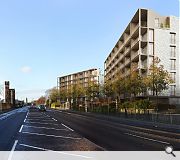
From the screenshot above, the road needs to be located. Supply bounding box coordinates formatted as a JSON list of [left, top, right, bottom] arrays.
[[0, 106, 180, 151]]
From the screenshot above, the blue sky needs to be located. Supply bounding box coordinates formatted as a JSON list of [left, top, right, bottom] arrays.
[[0, 0, 179, 101]]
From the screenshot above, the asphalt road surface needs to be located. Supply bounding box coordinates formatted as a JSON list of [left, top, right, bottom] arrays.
[[0, 106, 179, 151]]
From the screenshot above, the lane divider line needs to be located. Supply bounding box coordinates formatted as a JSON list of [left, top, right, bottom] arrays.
[[19, 143, 92, 159], [124, 133, 170, 145], [26, 119, 54, 122], [19, 125, 24, 133], [8, 140, 18, 160], [52, 118, 57, 121], [19, 143, 46, 151], [23, 111, 29, 123], [26, 117, 49, 119], [23, 125, 69, 131], [21, 131, 81, 140], [44, 113, 51, 118], [61, 123, 74, 132], [25, 122, 59, 126]]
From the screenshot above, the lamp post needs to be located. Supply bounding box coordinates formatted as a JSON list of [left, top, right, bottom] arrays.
[[85, 95, 88, 112], [91, 97, 93, 112]]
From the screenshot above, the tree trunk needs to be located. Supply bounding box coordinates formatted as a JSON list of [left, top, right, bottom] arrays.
[[125, 108, 128, 118], [107, 97, 110, 115]]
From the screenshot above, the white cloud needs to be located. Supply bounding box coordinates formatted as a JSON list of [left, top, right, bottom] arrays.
[[20, 66, 32, 73]]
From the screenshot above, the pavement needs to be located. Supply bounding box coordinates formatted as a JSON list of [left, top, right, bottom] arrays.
[[0, 106, 179, 151]]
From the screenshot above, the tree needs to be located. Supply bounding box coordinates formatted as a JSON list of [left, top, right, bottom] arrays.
[[146, 57, 173, 96], [85, 81, 100, 109], [49, 87, 59, 103], [145, 57, 173, 109], [129, 65, 143, 98], [71, 83, 85, 109], [45, 99, 50, 107], [113, 74, 124, 103], [103, 80, 115, 114], [59, 89, 67, 102], [36, 96, 46, 105]]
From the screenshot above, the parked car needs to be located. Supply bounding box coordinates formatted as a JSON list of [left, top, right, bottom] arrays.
[[38, 104, 46, 111]]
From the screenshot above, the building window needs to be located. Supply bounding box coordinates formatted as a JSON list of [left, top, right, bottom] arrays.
[[170, 46, 176, 57], [155, 18, 159, 28], [170, 85, 176, 96], [170, 59, 176, 70], [170, 33, 176, 44]]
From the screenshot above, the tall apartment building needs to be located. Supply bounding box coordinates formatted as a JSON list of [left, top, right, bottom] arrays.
[[104, 8, 179, 102], [57, 68, 99, 92]]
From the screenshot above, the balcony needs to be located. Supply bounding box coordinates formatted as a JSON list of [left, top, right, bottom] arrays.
[[131, 23, 139, 35], [124, 46, 131, 56], [124, 58, 131, 66], [131, 50, 139, 61], [119, 53, 124, 61], [131, 37, 139, 47], [119, 63, 125, 70], [141, 34, 147, 42], [110, 58, 120, 72], [140, 48, 147, 55], [138, 62, 147, 70], [141, 21, 147, 27]]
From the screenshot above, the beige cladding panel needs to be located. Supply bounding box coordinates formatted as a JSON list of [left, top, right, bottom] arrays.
[[147, 9, 169, 28]]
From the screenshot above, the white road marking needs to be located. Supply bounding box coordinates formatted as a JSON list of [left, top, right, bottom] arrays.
[[10, 140, 18, 151], [27, 117, 48, 119], [25, 111, 29, 118], [19, 143, 92, 159], [19, 143, 46, 151], [21, 131, 81, 140], [23, 125, 68, 131], [52, 118, 57, 121], [25, 122, 59, 126], [61, 123, 74, 132], [67, 113, 71, 115], [23, 111, 29, 123], [19, 125, 24, 133], [125, 133, 170, 145], [8, 140, 18, 160], [44, 113, 51, 117], [26, 119, 54, 122]]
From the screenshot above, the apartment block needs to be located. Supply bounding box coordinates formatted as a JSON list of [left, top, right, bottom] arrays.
[[104, 8, 179, 101], [57, 68, 99, 92]]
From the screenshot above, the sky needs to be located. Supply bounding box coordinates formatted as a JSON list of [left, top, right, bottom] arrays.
[[0, 0, 179, 101]]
